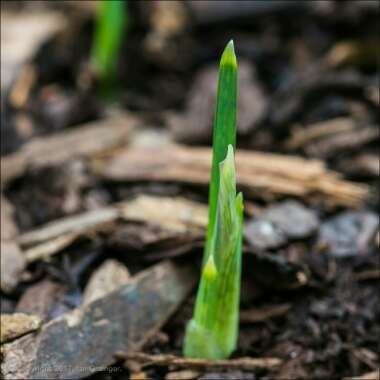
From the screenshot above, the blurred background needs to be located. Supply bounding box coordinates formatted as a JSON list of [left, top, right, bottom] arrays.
[[2, 0, 379, 156]]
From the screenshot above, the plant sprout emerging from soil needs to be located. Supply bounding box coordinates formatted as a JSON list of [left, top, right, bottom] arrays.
[[184, 40, 244, 360], [91, 0, 127, 83]]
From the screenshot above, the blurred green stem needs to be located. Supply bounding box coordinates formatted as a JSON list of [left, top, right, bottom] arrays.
[[91, 0, 127, 98]]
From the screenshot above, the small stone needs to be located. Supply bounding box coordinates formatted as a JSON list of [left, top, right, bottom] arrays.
[[0, 313, 42, 343], [244, 219, 287, 250], [82, 259, 130, 305], [310, 299, 345, 318], [264, 200, 319, 239], [318, 211, 378, 257], [245, 200, 319, 250]]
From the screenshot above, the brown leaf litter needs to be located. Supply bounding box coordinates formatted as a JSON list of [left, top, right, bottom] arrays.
[[93, 144, 369, 208]]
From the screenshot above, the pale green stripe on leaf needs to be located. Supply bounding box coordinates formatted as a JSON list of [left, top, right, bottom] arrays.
[[184, 144, 243, 360]]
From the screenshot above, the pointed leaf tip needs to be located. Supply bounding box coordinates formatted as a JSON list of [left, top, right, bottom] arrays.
[[220, 40, 237, 68], [203, 254, 217, 280]]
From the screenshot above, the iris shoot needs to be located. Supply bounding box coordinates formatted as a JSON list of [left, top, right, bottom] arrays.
[[183, 41, 243, 360]]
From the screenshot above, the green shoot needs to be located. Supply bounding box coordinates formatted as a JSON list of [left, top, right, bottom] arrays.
[[205, 40, 237, 263], [184, 41, 243, 360], [91, 0, 127, 84]]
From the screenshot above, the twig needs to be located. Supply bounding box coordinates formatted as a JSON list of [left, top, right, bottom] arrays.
[[119, 352, 282, 370]]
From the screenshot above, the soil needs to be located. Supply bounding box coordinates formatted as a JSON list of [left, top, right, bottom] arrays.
[[1, 1, 379, 380]]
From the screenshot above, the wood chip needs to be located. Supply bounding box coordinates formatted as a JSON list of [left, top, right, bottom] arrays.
[[0, 195, 25, 293], [240, 303, 292, 323], [1, 195, 19, 241], [1, 111, 139, 186], [165, 370, 201, 380], [82, 259, 130, 305], [325, 39, 378, 68], [355, 269, 380, 281], [1, 313, 42, 343], [306, 126, 379, 159], [18, 195, 208, 260], [338, 153, 380, 177], [0, 241, 26, 293], [351, 348, 378, 370], [119, 195, 207, 233], [1, 10, 66, 90], [343, 369, 379, 380], [122, 353, 282, 371], [130, 372, 147, 380], [24, 233, 79, 262], [109, 223, 194, 250], [284, 117, 355, 149], [9, 64, 36, 109], [16, 280, 66, 321], [18, 207, 119, 247], [94, 144, 368, 207], [1, 261, 196, 379]]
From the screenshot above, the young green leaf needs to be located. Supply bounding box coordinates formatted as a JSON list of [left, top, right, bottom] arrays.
[[184, 145, 244, 359], [91, 0, 127, 81], [205, 40, 238, 263], [183, 41, 242, 360]]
